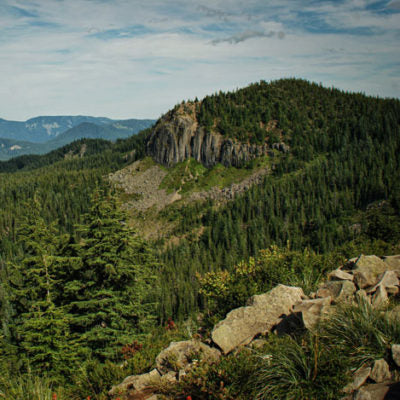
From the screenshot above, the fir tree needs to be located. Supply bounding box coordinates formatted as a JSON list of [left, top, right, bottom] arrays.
[[10, 196, 78, 377], [68, 186, 158, 360]]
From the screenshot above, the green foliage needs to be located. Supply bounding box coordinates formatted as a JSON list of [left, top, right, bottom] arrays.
[[70, 359, 125, 400], [67, 186, 159, 360], [363, 201, 400, 243], [252, 335, 350, 400], [159, 348, 257, 400], [9, 197, 80, 377], [198, 245, 344, 323], [159, 158, 258, 195], [0, 373, 69, 400], [0, 186, 162, 391], [320, 298, 400, 365], [0, 78, 399, 395]]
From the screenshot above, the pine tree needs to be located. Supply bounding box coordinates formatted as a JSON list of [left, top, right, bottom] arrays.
[[68, 186, 158, 360], [10, 196, 79, 377]]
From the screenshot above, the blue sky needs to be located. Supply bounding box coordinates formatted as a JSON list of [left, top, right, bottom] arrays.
[[0, 0, 399, 121]]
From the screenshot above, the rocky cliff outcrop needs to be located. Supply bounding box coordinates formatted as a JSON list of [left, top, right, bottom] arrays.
[[146, 107, 273, 167]]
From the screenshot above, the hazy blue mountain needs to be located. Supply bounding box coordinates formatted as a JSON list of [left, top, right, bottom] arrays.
[[48, 121, 142, 148], [0, 137, 44, 161], [0, 117, 155, 160], [0, 116, 155, 143]]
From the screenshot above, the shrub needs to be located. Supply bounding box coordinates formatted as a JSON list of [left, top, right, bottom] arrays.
[[159, 348, 257, 400], [198, 245, 343, 324]]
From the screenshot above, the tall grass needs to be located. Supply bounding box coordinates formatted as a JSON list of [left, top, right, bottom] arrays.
[[252, 335, 349, 400], [0, 373, 68, 400], [320, 298, 400, 365]]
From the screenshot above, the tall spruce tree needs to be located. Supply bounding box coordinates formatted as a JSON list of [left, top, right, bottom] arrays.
[[10, 196, 79, 377], [67, 187, 158, 360]]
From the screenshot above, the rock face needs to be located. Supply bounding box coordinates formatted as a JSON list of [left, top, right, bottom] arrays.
[[211, 285, 304, 354], [146, 111, 271, 168]]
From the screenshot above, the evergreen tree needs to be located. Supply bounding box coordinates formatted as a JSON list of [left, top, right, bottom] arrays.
[[67, 187, 158, 360], [10, 196, 78, 377]]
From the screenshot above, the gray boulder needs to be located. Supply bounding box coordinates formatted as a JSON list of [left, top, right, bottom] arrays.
[[317, 280, 356, 303], [372, 285, 388, 308], [355, 289, 371, 305], [328, 269, 354, 281], [382, 255, 400, 274], [366, 270, 399, 295], [343, 366, 371, 394], [352, 255, 389, 289], [211, 285, 304, 354], [391, 344, 400, 367], [354, 383, 390, 400], [109, 368, 161, 397], [292, 296, 332, 330], [370, 359, 391, 383]]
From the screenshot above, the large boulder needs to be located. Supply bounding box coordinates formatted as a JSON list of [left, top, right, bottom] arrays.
[[382, 255, 400, 274], [367, 271, 399, 294], [155, 339, 221, 375], [328, 269, 354, 281], [372, 285, 388, 308], [354, 383, 389, 400], [292, 296, 332, 330], [352, 255, 389, 289], [211, 285, 304, 354], [370, 359, 391, 383], [317, 280, 356, 303]]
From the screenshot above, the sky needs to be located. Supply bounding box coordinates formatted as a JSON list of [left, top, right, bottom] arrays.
[[0, 0, 399, 121]]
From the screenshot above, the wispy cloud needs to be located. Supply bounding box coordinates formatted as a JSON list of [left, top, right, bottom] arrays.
[[0, 0, 399, 121], [388, 0, 400, 10], [211, 30, 285, 44]]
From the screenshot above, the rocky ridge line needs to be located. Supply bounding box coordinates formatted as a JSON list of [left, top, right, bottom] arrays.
[[109, 254, 400, 400]]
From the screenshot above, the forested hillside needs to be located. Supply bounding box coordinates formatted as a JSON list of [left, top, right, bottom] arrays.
[[0, 79, 399, 398]]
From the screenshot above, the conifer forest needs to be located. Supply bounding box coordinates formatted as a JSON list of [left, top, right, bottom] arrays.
[[1, 79, 400, 399]]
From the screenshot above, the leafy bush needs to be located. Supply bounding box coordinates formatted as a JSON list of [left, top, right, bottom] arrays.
[[159, 348, 257, 400], [198, 245, 343, 324], [70, 359, 125, 400]]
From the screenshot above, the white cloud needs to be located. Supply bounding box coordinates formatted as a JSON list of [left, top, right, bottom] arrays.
[[0, 0, 399, 121]]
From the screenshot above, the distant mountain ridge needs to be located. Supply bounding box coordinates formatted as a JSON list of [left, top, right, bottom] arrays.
[[0, 115, 117, 142], [0, 116, 155, 160]]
